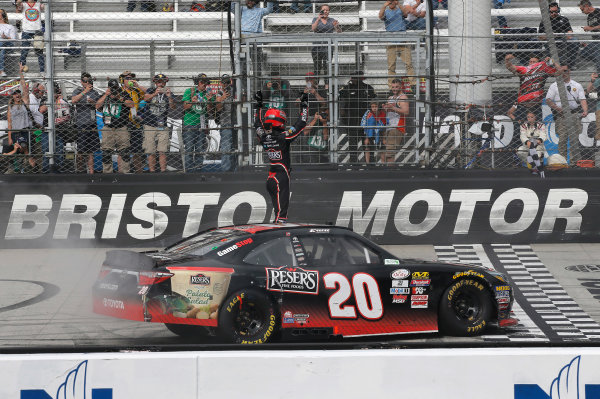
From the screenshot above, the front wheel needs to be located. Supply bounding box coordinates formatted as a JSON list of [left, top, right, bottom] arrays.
[[439, 279, 493, 336], [218, 289, 278, 344]]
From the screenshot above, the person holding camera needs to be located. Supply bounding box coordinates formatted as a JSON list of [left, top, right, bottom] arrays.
[[96, 78, 135, 173], [119, 71, 146, 173], [545, 66, 588, 164], [1, 136, 32, 173], [215, 74, 236, 171], [141, 73, 175, 173], [311, 4, 341, 84], [182, 73, 216, 172], [71, 72, 101, 174], [262, 71, 293, 117], [379, 1, 415, 88]]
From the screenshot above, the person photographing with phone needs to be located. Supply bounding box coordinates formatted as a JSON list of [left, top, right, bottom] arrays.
[[311, 4, 341, 84], [254, 90, 309, 224]]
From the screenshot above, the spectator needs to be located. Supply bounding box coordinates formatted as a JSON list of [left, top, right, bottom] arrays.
[[381, 78, 409, 164], [182, 73, 216, 172], [361, 100, 388, 164], [141, 73, 175, 173], [338, 70, 377, 164], [303, 107, 330, 164], [232, 0, 274, 77], [494, 0, 508, 29], [504, 53, 556, 123], [0, 8, 17, 78], [120, 71, 147, 173], [517, 111, 546, 177], [96, 78, 135, 173], [27, 78, 47, 171], [579, 0, 600, 73], [160, 2, 174, 12], [538, 2, 577, 69], [0, 136, 31, 173], [291, 1, 311, 13], [71, 72, 101, 174], [298, 72, 326, 115], [311, 4, 341, 83], [262, 70, 293, 117], [52, 82, 73, 171], [432, 0, 447, 9], [7, 65, 31, 148], [15, 0, 45, 75], [379, 1, 415, 88], [215, 73, 236, 171], [127, 1, 156, 12], [587, 72, 600, 140], [545, 66, 588, 164], [403, 0, 426, 31]]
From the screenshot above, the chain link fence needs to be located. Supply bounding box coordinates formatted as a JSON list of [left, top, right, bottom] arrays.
[[0, 0, 596, 174]]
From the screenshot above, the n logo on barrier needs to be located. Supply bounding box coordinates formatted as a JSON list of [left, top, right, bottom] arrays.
[[20, 360, 112, 399], [514, 356, 600, 399]]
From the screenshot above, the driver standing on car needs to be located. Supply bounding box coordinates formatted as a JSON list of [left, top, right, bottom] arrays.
[[254, 90, 309, 224]]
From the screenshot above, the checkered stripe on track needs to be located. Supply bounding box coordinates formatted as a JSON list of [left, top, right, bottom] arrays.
[[492, 244, 600, 342], [435, 244, 548, 342]]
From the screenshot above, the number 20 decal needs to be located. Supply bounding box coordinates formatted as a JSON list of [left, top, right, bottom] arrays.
[[323, 272, 383, 320]]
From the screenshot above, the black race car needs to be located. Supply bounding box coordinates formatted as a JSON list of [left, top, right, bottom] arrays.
[[93, 224, 517, 344]]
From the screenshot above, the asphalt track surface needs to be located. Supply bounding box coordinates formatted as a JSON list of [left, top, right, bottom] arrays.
[[1, 244, 599, 350]]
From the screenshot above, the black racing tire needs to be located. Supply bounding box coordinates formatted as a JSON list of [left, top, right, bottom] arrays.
[[218, 289, 278, 344], [438, 278, 494, 336], [164, 323, 211, 338]]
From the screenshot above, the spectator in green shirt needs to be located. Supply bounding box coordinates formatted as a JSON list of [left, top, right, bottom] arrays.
[[182, 73, 216, 171]]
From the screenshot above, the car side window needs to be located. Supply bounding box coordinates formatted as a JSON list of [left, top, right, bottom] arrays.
[[337, 237, 381, 265], [243, 237, 297, 267], [298, 235, 380, 267]]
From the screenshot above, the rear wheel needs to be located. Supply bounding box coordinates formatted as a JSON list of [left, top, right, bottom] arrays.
[[218, 289, 278, 344], [439, 278, 493, 336]]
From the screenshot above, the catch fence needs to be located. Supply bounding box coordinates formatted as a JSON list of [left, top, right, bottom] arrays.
[[0, 0, 596, 174]]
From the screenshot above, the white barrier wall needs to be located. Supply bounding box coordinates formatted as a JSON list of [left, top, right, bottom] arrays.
[[4, 348, 600, 399]]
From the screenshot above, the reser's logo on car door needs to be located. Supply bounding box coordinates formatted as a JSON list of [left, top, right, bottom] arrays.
[[266, 266, 319, 294]]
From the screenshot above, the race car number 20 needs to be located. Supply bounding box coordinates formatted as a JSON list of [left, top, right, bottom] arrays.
[[323, 273, 383, 320]]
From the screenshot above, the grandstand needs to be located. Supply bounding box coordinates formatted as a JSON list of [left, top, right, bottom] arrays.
[[0, 0, 595, 172]]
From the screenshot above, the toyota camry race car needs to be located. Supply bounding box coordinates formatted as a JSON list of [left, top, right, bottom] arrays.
[[93, 224, 518, 344]]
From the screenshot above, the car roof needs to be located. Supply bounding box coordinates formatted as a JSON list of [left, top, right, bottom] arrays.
[[220, 223, 352, 235]]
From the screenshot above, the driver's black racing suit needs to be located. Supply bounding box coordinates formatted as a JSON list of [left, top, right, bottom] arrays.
[[255, 105, 308, 223]]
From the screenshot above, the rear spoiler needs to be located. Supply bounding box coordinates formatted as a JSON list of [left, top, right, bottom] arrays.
[[103, 250, 156, 271]]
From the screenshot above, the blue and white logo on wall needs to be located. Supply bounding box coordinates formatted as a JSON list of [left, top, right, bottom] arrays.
[[515, 356, 600, 399], [20, 360, 112, 399]]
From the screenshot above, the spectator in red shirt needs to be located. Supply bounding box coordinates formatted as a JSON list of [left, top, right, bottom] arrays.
[[504, 53, 557, 123]]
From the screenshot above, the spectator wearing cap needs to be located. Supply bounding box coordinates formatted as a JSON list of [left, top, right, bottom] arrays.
[[71, 72, 101, 174], [232, 0, 275, 77], [15, 0, 45, 75], [379, 1, 416, 88], [0, 135, 31, 173], [6, 65, 30, 157], [182, 73, 216, 172], [141, 73, 175, 172], [579, 0, 600, 73], [338, 70, 377, 164], [0, 8, 17, 78], [539, 2, 577, 69], [120, 71, 147, 173], [51, 82, 73, 172], [96, 78, 135, 173], [215, 74, 237, 171], [311, 4, 342, 83]]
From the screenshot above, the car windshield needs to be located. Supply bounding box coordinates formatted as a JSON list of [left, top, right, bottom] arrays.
[[163, 229, 249, 256]]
